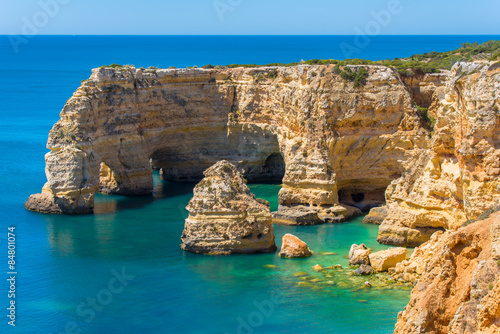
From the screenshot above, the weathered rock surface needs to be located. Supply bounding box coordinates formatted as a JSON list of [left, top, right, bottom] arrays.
[[368, 247, 406, 272], [362, 205, 388, 225], [279, 234, 312, 258], [181, 161, 276, 254], [348, 244, 371, 266], [379, 62, 500, 246], [25, 64, 428, 219], [394, 212, 500, 334]]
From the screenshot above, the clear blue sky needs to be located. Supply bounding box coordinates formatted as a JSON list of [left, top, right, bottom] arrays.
[[1, 0, 499, 35]]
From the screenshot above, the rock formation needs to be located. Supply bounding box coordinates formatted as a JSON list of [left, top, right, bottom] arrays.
[[25, 64, 428, 223], [353, 264, 375, 276], [348, 243, 371, 266], [279, 234, 312, 258], [377, 61, 500, 246], [362, 205, 387, 225], [24, 61, 500, 248], [393, 212, 500, 334], [368, 247, 406, 272], [181, 161, 276, 254]]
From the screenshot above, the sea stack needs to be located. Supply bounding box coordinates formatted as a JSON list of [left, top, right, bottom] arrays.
[[181, 161, 277, 254]]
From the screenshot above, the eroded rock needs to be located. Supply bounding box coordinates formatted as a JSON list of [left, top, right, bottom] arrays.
[[394, 212, 500, 334], [379, 62, 500, 246], [368, 247, 407, 272], [181, 161, 276, 254], [348, 244, 371, 266], [26, 64, 428, 218], [279, 234, 312, 258]]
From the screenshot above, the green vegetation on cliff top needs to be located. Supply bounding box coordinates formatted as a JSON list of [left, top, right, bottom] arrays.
[[99, 40, 500, 78], [208, 40, 500, 76]]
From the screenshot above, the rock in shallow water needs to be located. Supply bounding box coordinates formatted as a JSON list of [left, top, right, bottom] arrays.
[[181, 161, 276, 254], [348, 243, 372, 266], [369, 247, 407, 272], [279, 234, 312, 258], [353, 264, 375, 276]]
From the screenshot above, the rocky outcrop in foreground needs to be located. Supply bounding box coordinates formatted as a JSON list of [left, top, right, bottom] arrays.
[[393, 212, 500, 334], [181, 161, 276, 254]]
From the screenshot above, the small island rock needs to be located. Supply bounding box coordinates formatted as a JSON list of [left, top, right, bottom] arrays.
[[181, 161, 276, 254], [279, 234, 312, 258]]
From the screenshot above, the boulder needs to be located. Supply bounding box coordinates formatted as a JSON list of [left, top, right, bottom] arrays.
[[181, 161, 276, 254], [348, 244, 371, 266], [279, 234, 312, 258], [353, 264, 374, 276], [369, 247, 407, 272]]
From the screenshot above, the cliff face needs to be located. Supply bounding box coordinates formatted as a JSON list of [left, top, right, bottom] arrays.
[[25, 64, 426, 219], [393, 212, 500, 334], [378, 62, 500, 246], [181, 161, 276, 254]]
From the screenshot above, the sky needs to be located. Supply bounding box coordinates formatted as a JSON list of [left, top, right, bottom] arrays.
[[0, 0, 499, 35]]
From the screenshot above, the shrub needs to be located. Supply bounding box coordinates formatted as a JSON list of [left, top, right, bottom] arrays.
[[100, 63, 123, 69]]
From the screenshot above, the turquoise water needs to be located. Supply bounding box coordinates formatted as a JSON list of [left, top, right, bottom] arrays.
[[2, 35, 498, 333], [19, 178, 411, 334]]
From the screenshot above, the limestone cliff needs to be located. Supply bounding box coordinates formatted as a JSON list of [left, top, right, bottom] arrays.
[[181, 161, 275, 254], [25, 64, 427, 220], [393, 212, 500, 334], [378, 62, 500, 246]]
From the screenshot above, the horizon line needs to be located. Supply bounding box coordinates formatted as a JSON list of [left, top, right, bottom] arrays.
[[2, 34, 500, 37]]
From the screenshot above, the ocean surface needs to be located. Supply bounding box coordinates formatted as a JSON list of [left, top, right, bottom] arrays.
[[1, 35, 499, 334]]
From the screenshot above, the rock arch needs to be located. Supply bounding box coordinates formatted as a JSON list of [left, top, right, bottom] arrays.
[[25, 64, 427, 225]]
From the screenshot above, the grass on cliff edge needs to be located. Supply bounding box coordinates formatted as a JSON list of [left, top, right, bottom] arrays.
[[200, 40, 500, 77], [99, 40, 500, 78]]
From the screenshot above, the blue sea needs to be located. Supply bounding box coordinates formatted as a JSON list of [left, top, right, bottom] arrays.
[[1, 35, 499, 334]]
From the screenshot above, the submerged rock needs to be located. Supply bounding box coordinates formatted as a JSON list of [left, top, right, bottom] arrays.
[[181, 161, 276, 254], [312, 264, 324, 272], [369, 247, 407, 272], [279, 234, 312, 258], [348, 244, 371, 266]]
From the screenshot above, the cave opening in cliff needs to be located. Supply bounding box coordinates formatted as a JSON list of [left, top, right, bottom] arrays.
[[337, 187, 386, 212], [248, 152, 286, 184]]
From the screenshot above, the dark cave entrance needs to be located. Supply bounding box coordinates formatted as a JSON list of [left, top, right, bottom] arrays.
[[263, 153, 286, 183], [247, 152, 286, 184], [337, 187, 386, 212]]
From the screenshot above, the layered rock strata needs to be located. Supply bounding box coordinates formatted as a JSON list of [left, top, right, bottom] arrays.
[[378, 62, 500, 246], [25, 64, 427, 221], [181, 161, 276, 254], [393, 212, 500, 334]]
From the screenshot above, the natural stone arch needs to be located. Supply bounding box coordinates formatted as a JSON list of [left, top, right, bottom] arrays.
[[25, 64, 428, 223]]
